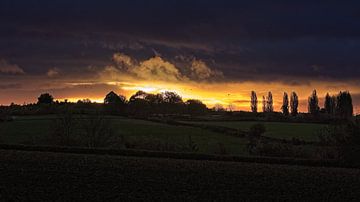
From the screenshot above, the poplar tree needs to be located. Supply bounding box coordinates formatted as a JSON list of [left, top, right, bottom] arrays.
[[290, 92, 299, 116], [281, 92, 289, 115], [266, 92, 274, 112], [308, 90, 320, 115], [336, 91, 353, 118], [250, 91, 258, 113], [324, 93, 336, 115], [262, 96, 266, 112]]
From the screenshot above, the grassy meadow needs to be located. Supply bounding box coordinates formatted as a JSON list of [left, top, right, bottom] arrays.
[[0, 115, 327, 156], [0, 115, 249, 155], [181, 121, 326, 142]]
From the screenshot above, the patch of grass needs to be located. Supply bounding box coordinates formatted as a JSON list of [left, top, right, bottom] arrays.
[[0, 116, 248, 155], [182, 121, 326, 142]]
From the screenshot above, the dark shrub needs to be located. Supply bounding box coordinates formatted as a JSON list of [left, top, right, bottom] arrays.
[[51, 110, 79, 146], [79, 114, 120, 148], [318, 119, 360, 165], [247, 123, 266, 154], [248, 123, 266, 138]]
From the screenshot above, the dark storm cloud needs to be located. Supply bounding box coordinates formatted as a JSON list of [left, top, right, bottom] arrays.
[[1, 0, 360, 81], [0, 83, 22, 90]]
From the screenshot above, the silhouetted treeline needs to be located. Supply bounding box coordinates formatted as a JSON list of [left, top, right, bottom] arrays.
[[0, 91, 208, 118], [101, 90, 208, 117], [0, 89, 355, 121], [251, 90, 354, 120]]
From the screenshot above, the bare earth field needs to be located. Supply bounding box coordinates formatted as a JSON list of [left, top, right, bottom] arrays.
[[0, 149, 359, 201]]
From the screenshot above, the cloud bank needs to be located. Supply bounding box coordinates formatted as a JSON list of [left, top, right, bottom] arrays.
[[102, 53, 223, 83], [0, 59, 25, 75]]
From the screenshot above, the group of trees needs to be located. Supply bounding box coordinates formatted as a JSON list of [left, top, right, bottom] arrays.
[[261, 92, 274, 113], [7, 89, 355, 119], [34, 91, 208, 117], [251, 91, 299, 116], [250, 90, 353, 118], [310, 90, 353, 118], [103, 91, 208, 116]]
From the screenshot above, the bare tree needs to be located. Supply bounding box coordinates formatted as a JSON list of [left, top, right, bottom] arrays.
[[52, 109, 78, 146], [80, 114, 119, 148], [213, 103, 225, 112]]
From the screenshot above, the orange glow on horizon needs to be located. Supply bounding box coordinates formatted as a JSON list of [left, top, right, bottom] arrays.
[[53, 80, 360, 114]]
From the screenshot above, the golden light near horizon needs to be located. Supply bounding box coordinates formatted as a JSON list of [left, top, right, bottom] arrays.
[[54, 78, 360, 114]]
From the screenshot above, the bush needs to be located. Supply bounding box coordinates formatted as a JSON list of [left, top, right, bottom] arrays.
[[79, 114, 121, 148], [247, 123, 266, 154], [248, 123, 266, 138], [51, 110, 79, 146], [51, 111, 123, 148], [318, 119, 360, 165]]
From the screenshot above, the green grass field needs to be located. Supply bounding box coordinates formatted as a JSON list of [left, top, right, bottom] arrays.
[[181, 121, 326, 142], [0, 116, 249, 155], [0, 116, 327, 157]]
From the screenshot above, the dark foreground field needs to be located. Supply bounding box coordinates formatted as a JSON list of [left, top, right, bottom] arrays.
[[0, 150, 360, 201]]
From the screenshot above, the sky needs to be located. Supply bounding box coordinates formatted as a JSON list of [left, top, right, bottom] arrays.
[[0, 0, 360, 113]]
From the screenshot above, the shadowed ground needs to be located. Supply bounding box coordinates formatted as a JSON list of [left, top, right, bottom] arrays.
[[0, 150, 359, 201]]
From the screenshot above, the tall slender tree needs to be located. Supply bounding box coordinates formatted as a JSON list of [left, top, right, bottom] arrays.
[[336, 91, 353, 118], [308, 90, 320, 115], [331, 95, 337, 114], [281, 92, 289, 115], [262, 96, 266, 112], [324, 93, 336, 115], [266, 92, 274, 112], [290, 92, 299, 116], [250, 91, 258, 113]]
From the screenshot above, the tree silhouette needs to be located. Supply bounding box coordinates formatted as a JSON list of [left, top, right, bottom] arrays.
[[162, 91, 183, 104], [324, 93, 336, 115], [281, 92, 289, 115], [262, 96, 266, 112], [37, 93, 54, 104], [213, 104, 225, 112], [290, 92, 298, 116], [145, 93, 164, 105], [129, 91, 148, 102], [104, 91, 126, 105], [161, 91, 184, 114], [336, 91, 353, 118], [266, 92, 273, 112], [185, 99, 207, 115], [104, 91, 127, 115], [250, 91, 258, 113], [308, 90, 320, 115]]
